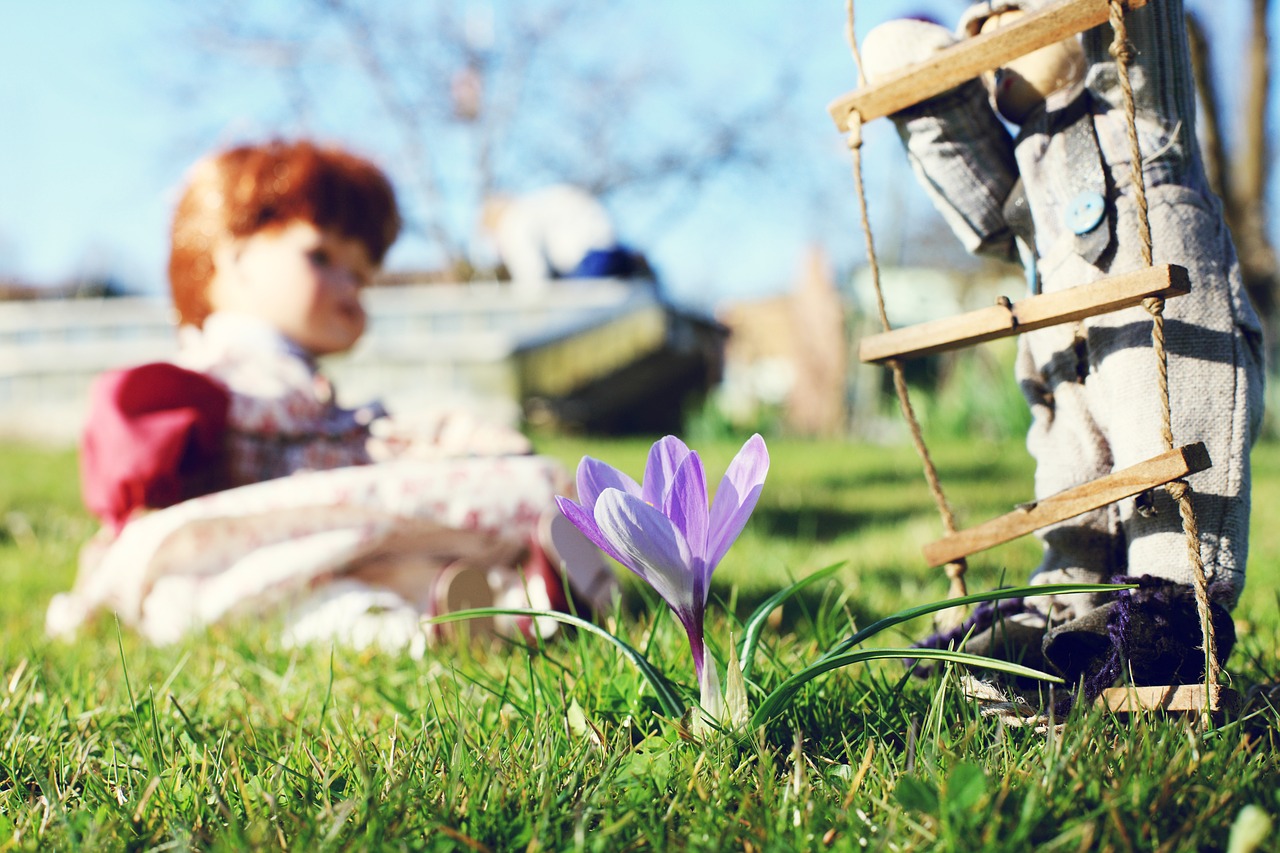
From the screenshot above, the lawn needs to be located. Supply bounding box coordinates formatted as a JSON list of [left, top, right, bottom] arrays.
[[2, 435, 1279, 851]]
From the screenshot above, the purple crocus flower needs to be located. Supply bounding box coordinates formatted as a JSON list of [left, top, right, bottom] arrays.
[[555, 434, 769, 680]]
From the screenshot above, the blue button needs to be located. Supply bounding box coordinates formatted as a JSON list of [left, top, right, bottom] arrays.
[[1068, 191, 1106, 235]]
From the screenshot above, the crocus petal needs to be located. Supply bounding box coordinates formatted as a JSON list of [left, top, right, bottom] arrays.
[[706, 434, 769, 570], [576, 456, 642, 510], [642, 435, 692, 506], [695, 643, 723, 733], [555, 495, 629, 568], [724, 640, 749, 729], [593, 489, 697, 621], [664, 451, 709, 571]]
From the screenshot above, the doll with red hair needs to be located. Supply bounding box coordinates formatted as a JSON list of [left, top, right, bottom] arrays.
[[49, 140, 617, 653]]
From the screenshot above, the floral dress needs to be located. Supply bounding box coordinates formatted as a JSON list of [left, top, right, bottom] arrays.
[[48, 313, 613, 654]]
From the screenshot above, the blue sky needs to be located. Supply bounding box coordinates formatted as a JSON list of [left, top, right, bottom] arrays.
[[1, 1, 1276, 310]]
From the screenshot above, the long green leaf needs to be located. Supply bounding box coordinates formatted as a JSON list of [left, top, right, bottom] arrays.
[[739, 561, 846, 682], [750, 647, 1061, 727], [819, 582, 1134, 662], [427, 607, 685, 718]]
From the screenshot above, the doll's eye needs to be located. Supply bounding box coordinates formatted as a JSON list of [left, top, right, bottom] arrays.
[[307, 248, 332, 267]]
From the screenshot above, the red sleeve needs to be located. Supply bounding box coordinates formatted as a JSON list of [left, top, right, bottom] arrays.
[[80, 363, 231, 533]]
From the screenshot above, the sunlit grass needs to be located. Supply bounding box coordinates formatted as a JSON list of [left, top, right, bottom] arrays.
[[2, 437, 1279, 850]]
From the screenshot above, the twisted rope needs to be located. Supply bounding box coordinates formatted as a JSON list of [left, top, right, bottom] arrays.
[[844, 1, 967, 598], [1108, 0, 1219, 696]]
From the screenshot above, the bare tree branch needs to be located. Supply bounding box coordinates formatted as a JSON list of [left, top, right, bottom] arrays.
[[1187, 0, 1277, 353], [1185, 12, 1228, 203], [320, 0, 460, 264], [1230, 0, 1278, 328], [175, 1, 798, 280]]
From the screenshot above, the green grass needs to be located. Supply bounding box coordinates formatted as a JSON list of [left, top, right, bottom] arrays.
[[3, 437, 1280, 851]]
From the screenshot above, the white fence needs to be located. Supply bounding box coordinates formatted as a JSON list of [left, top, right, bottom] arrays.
[[0, 279, 655, 444]]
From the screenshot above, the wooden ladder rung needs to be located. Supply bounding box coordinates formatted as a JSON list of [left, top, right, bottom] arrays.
[[923, 442, 1211, 567], [860, 264, 1189, 364], [1098, 683, 1240, 715], [829, 0, 1151, 129]]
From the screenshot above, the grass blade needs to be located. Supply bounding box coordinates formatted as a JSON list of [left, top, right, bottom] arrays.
[[739, 561, 845, 682], [428, 608, 685, 718], [750, 647, 1061, 727]]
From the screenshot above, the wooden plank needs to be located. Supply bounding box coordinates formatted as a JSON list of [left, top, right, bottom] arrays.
[[828, 0, 1152, 128], [922, 443, 1211, 566], [1098, 683, 1240, 715], [859, 264, 1189, 364]]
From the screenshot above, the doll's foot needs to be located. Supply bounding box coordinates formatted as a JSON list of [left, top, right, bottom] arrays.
[[445, 561, 564, 645], [913, 595, 1049, 675], [432, 562, 497, 640], [1041, 579, 1236, 689]]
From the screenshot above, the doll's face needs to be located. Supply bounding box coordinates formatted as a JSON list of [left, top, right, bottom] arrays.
[[209, 220, 375, 356], [980, 11, 1086, 124]]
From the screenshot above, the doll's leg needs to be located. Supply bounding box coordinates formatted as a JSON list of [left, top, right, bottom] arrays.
[[1059, 0, 1265, 682], [1017, 315, 1127, 684], [1019, 322, 1125, 608], [916, 323, 1122, 674], [349, 524, 525, 606], [1018, 182, 1265, 685], [1086, 187, 1264, 604], [1082, 0, 1262, 592], [1051, 187, 1265, 686], [861, 19, 1020, 260]]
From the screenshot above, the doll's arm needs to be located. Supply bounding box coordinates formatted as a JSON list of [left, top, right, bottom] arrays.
[[862, 19, 1021, 261], [367, 408, 533, 461], [81, 363, 230, 533]]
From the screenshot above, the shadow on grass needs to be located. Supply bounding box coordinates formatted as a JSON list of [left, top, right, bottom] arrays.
[[810, 467, 932, 491], [721, 582, 879, 639], [805, 446, 1031, 489], [749, 505, 918, 543]]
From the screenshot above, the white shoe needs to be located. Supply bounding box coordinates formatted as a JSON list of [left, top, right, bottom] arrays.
[[434, 562, 497, 639]]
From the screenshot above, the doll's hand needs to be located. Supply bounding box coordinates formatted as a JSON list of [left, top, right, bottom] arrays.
[[367, 410, 532, 460], [861, 18, 958, 84], [429, 412, 533, 458]]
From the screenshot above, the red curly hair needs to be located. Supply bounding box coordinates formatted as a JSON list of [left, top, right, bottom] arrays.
[[168, 139, 401, 327]]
